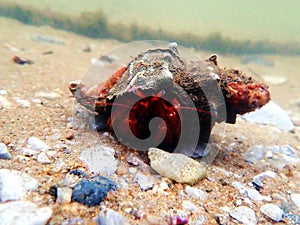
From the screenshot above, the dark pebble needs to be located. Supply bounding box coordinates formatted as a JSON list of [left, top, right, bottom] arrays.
[[71, 176, 118, 207], [69, 168, 87, 178], [49, 185, 58, 199]]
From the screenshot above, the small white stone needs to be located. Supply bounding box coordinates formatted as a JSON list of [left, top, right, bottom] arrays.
[[27, 137, 50, 151], [0, 169, 38, 201], [34, 91, 60, 100], [56, 187, 72, 204], [80, 146, 118, 175], [253, 170, 277, 187], [95, 208, 129, 225], [20, 147, 39, 156], [0, 95, 11, 109], [291, 193, 300, 209], [247, 188, 263, 202], [14, 97, 31, 108], [230, 206, 257, 225], [37, 152, 51, 164], [182, 200, 197, 211], [0, 90, 8, 96], [0, 142, 10, 159], [185, 186, 206, 201], [134, 173, 154, 191], [31, 98, 42, 104], [0, 201, 52, 225], [265, 150, 273, 158], [260, 203, 283, 222]]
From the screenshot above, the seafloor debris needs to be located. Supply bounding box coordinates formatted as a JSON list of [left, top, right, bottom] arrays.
[[69, 43, 270, 156]]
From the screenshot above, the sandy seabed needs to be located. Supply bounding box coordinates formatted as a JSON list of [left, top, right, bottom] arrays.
[[0, 18, 300, 224]]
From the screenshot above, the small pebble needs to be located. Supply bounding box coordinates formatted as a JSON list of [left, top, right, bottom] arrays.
[[182, 200, 197, 211], [134, 173, 154, 191], [246, 188, 263, 202], [56, 187, 72, 204], [0, 201, 52, 225], [80, 146, 118, 175], [34, 91, 60, 100], [230, 206, 257, 225], [0, 90, 7, 96], [243, 145, 264, 163], [27, 136, 50, 151], [71, 176, 118, 207], [37, 152, 51, 164], [252, 170, 277, 187], [148, 148, 206, 184], [0, 142, 11, 159], [20, 147, 39, 156], [0, 95, 11, 109], [94, 208, 129, 225], [0, 169, 38, 201], [185, 186, 206, 201], [291, 193, 300, 209], [260, 203, 283, 222], [65, 132, 74, 140], [13, 97, 31, 108]]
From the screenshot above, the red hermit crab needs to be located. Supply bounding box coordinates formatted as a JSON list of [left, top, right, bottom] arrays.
[[69, 42, 270, 157]]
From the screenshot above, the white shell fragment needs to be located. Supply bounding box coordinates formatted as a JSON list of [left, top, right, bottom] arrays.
[[148, 148, 207, 184]]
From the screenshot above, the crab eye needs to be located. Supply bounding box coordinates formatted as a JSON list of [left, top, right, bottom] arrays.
[[69, 82, 77, 91]]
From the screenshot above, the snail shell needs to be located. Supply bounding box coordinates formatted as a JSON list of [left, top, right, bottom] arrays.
[[148, 148, 207, 184]]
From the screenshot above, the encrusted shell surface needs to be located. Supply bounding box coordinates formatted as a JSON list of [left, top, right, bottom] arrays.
[[148, 148, 207, 184]]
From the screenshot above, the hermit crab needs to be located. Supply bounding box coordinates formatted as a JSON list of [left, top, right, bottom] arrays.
[[69, 42, 270, 157]]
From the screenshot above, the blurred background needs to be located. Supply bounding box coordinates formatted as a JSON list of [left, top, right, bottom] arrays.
[[1, 0, 300, 55]]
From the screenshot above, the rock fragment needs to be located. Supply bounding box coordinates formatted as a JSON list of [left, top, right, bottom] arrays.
[[148, 148, 206, 184], [0, 95, 11, 109], [185, 186, 206, 201], [80, 146, 118, 175], [260, 203, 283, 222], [182, 200, 197, 211], [252, 170, 277, 188], [71, 176, 117, 207], [94, 208, 129, 225], [27, 136, 50, 151], [0, 201, 52, 225], [242, 145, 264, 163], [13, 97, 31, 108], [134, 173, 154, 191], [37, 152, 51, 164], [230, 206, 257, 225], [34, 91, 60, 100], [0, 143, 11, 159], [0, 169, 38, 201]]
